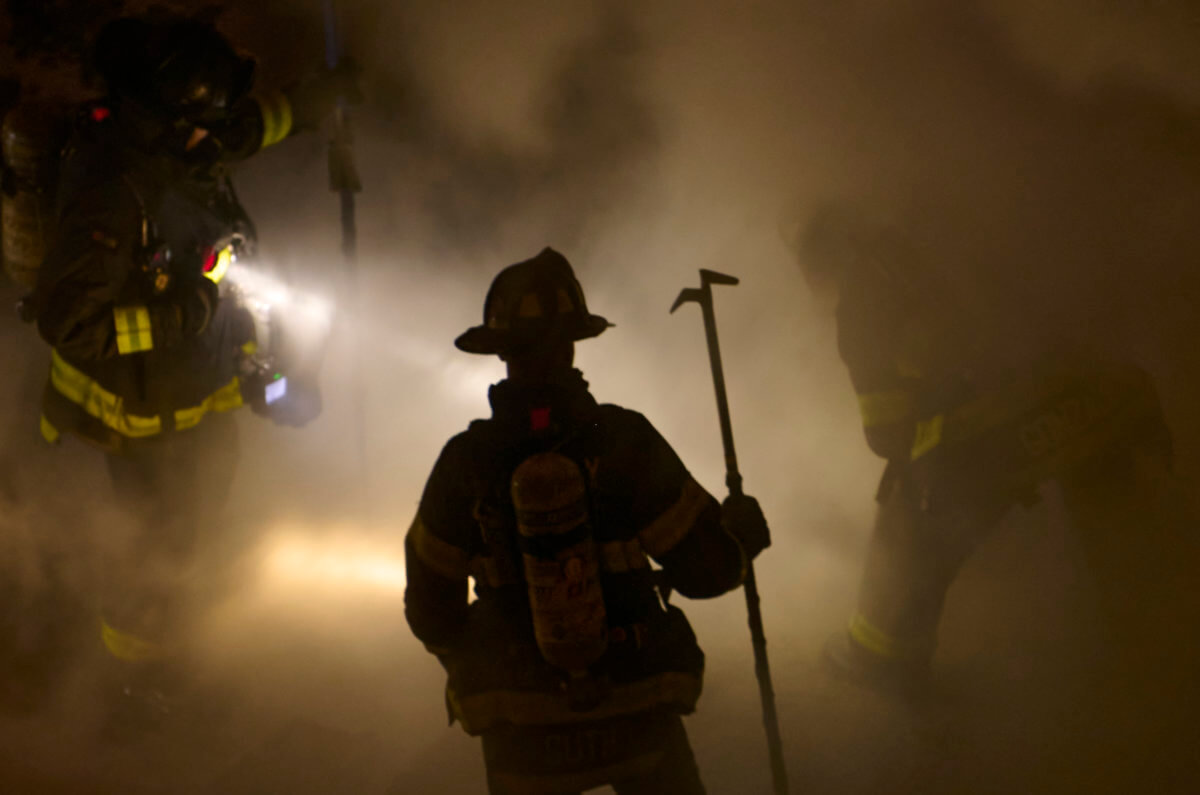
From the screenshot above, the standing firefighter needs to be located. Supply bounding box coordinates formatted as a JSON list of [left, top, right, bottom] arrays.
[[27, 13, 355, 728], [405, 248, 770, 795], [797, 201, 1200, 718]]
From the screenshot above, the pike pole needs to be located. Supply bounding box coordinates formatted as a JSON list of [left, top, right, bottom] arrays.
[[672, 270, 789, 794], [322, 0, 367, 484]]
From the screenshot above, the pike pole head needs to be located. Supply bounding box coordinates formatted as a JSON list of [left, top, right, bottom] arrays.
[[670, 287, 704, 314], [700, 269, 739, 287], [670, 269, 739, 313]]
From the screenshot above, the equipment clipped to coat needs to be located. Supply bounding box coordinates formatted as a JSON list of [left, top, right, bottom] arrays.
[[220, 251, 329, 429], [672, 269, 790, 795]]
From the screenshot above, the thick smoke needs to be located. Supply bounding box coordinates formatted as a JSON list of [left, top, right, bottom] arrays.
[[1, 0, 1198, 791]]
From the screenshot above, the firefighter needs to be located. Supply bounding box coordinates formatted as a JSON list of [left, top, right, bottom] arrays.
[[796, 201, 1199, 709], [405, 248, 770, 795], [28, 14, 356, 729]]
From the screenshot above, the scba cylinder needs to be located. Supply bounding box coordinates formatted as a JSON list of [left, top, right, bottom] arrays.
[[2, 103, 68, 288], [511, 451, 609, 673]]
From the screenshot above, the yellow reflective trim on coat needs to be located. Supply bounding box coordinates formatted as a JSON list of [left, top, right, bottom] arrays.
[[848, 612, 928, 661], [203, 245, 234, 284], [910, 414, 945, 460], [448, 670, 702, 735], [50, 349, 162, 437], [257, 91, 294, 148], [638, 476, 712, 558], [50, 350, 243, 439], [241, 340, 258, 356], [174, 376, 244, 431], [410, 516, 471, 580], [858, 389, 915, 428], [40, 415, 60, 444], [113, 305, 154, 355], [101, 619, 167, 663]]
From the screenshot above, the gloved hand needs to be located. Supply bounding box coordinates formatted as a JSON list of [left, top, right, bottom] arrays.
[[286, 58, 364, 131], [268, 374, 322, 427], [721, 493, 771, 560], [246, 370, 322, 428]]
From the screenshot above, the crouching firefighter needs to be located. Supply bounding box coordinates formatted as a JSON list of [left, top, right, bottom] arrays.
[[24, 13, 356, 730], [405, 248, 771, 795], [795, 201, 1199, 717]]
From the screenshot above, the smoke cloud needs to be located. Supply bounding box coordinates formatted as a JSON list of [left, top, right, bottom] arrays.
[[1, 0, 1198, 791]]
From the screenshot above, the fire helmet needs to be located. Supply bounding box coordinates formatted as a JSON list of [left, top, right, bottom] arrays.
[[93, 16, 256, 126], [798, 200, 917, 290], [455, 248, 612, 355]]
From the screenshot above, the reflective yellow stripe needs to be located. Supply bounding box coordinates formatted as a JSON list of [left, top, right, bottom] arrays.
[[174, 376, 243, 431], [113, 305, 153, 355], [40, 414, 60, 444], [638, 476, 712, 558], [100, 619, 167, 663], [598, 538, 650, 573], [204, 245, 234, 284], [858, 389, 915, 428], [50, 349, 162, 437], [910, 414, 945, 460], [257, 91, 294, 148], [50, 350, 242, 439], [410, 516, 470, 580], [241, 340, 258, 356], [449, 670, 702, 735], [847, 612, 928, 661]]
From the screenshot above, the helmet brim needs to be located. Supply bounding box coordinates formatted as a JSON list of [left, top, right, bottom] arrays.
[[454, 314, 612, 355]]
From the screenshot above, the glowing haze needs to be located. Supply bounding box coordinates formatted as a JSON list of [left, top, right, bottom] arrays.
[[0, 0, 1197, 792]]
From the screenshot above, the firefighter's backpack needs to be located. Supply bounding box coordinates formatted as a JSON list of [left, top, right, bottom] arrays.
[[510, 450, 611, 706], [1, 100, 71, 289]]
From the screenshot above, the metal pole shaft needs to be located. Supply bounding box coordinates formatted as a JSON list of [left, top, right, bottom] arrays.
[[323, 0, 368, 489], [696, 282, 789, 794], [699, 293, 743, 497], [744, 563, 788, 794]]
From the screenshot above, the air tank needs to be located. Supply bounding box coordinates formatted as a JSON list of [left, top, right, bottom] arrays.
[[511, 451, 609, 674], [2, 102, 68, 288]]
